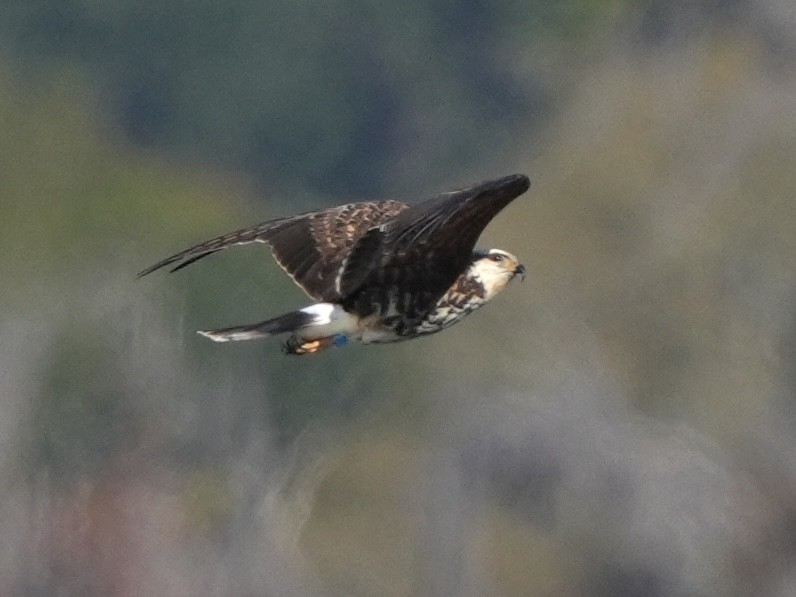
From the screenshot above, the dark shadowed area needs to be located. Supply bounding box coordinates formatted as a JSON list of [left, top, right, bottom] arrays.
[[1, 1, 795, 595]]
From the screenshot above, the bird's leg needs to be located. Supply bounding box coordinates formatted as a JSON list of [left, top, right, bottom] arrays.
[[283, 334, 348, 355]]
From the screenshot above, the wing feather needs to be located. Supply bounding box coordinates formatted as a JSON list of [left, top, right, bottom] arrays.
[[139, 175, 528, 317], [138, 200, 409, 301], [340, 174, 530, 320]]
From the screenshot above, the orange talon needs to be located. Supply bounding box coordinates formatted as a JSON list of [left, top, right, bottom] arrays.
[[289, 339, 326, 355], [284, 336, 341, 355]]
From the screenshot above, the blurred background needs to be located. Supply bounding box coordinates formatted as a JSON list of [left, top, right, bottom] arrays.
[[1, 1, 795, 595]]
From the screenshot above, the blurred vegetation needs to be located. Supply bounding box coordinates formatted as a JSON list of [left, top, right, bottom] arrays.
[[1, 0, 618, 197], [1, 1, 796, 595]]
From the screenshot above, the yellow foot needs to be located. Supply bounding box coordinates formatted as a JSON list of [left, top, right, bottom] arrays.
[[284, 336, 339, 355], [295, 340, 322, 355]]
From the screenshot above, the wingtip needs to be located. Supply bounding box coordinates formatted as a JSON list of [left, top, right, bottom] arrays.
[[137, 257, 178, 278], [136, 264, 158, 278], [505, 173, 531, 193], [467, 174, 530, 198], [197, 330, 231, 342]]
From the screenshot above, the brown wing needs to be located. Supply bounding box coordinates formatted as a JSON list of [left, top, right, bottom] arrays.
[[339, 174, 530, 320], [138, 200, 409, 300]]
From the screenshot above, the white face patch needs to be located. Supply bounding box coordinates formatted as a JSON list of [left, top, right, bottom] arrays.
[[470, 249, 522, 300]]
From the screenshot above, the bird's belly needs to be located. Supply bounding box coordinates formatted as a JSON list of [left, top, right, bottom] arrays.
[[414, 291, 486, 335], [294, 305, 361, 341], [355, 313, 405, 344], [414, 306, 468, 334], [293, 308, 403, 345], [363, 292, 486, 341], [297, 286, 488, 346], [360, 328, 404, 344]]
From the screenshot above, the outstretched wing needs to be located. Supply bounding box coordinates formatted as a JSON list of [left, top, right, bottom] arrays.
[[339, 174, 530, 321], [138, 200, 409, 300]]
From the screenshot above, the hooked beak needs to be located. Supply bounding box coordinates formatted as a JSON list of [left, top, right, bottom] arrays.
[[514, 263, 526, 282]]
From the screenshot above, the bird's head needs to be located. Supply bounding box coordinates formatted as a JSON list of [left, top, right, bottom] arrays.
[[470, 249, 525, 299]]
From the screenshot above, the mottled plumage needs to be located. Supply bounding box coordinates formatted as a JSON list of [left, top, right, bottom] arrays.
[[139, 174, 530, 354]]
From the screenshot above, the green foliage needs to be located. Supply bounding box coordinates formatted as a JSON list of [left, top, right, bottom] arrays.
[[0, 0, 614, 196], [0, 65, 245, 300]]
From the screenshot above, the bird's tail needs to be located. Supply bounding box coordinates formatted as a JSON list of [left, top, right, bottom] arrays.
[[198, 310, 316, 343], [197, 303, 341, 343]]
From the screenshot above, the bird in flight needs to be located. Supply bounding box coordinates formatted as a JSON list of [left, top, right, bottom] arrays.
[[139, 174, 530, 355]]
